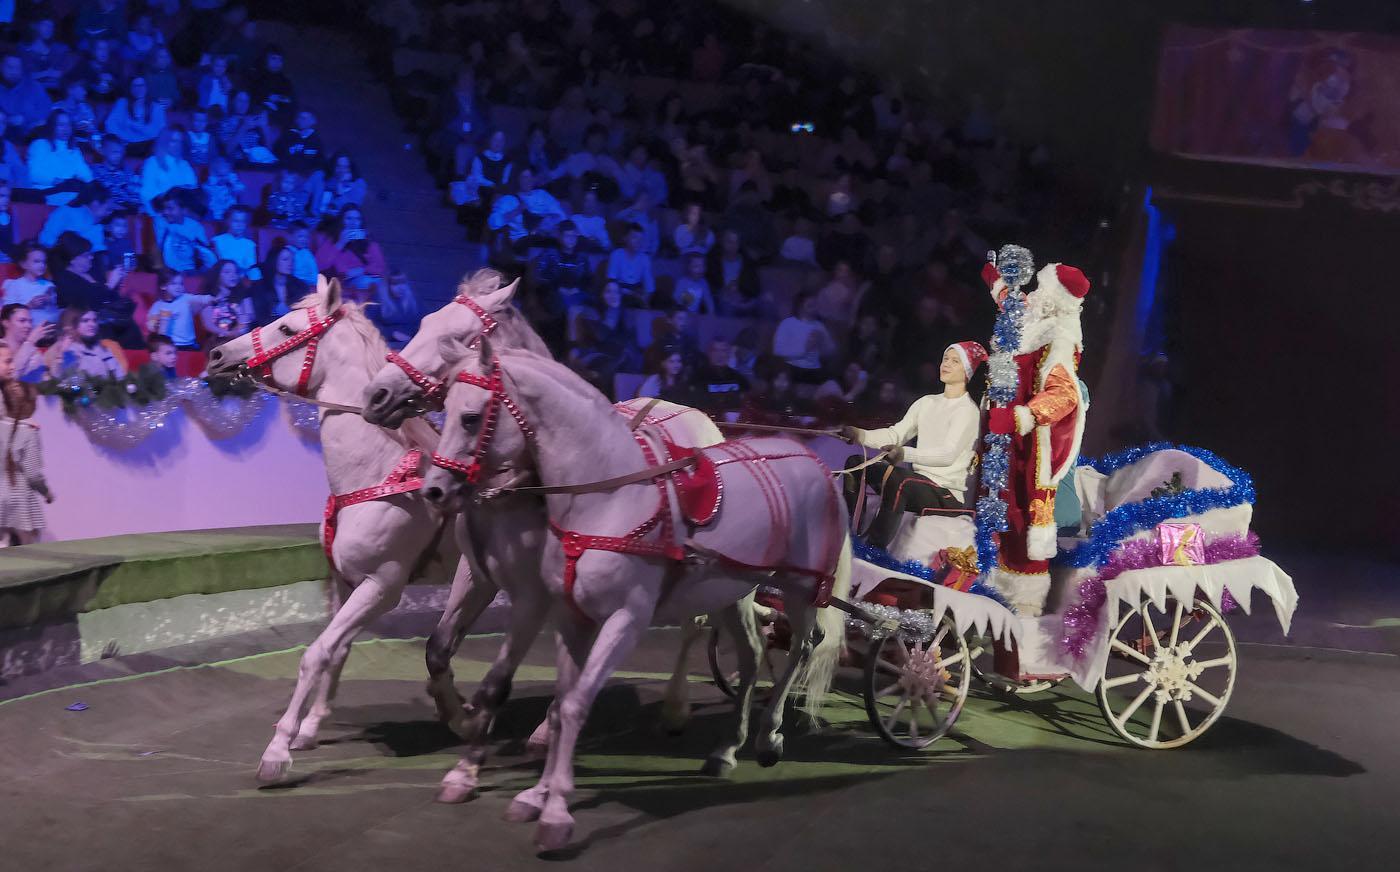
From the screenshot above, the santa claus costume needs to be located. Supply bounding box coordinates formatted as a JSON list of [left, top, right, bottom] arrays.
[[979, 258, 1090, 615]]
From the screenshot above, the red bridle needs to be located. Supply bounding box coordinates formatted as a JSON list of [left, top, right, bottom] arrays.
[[384, 294, 500, 409], [246, 306, 345, 396], [428, 354, 534, 484]]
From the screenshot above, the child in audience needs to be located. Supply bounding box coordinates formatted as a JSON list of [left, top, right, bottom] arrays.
[[606, 223, 655, 306], [90, 138, 142, 212], [153, 192, 214, 273], [265, 170, 307, 229], [286, 222, 319, 285], [186, 108, 214, 168], [2, 244, 59, 329], [212, 206, 260, 280], [146, 332, 179, 377], [104, 215, 137, 274], [202, 154, 243, 222], [672, 253, 715, 313], [146, 271, 213, 351], [569, 187, 610, 251]]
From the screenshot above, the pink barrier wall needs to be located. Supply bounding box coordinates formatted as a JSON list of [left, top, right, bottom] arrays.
[[31, 397, 329, 542], [26, 397, 856, 544]]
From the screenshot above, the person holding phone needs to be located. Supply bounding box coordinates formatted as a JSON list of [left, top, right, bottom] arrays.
[[52, 232, 139, 349], [0, 304, 53, 380], [315, 206, 387, 296]]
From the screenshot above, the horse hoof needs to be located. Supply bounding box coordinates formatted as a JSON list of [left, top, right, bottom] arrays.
[[535, 821, 574, 853], [256, 757, 290, 784], [755, 749, 781, 768], [699, 757, 735, 778], [504, 800, 542, 823], [289, 735, 319, 752], [435, 782, 476, 804]]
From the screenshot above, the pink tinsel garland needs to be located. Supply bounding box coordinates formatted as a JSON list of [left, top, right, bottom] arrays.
[[1060, 532, 1260, 660]]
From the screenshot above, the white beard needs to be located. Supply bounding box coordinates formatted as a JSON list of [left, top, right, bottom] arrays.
[[1016, 289, 1083, 357]]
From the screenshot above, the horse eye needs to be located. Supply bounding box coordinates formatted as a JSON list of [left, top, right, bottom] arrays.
[[279, 324, 295, 337], [459, 412, 481, 430]]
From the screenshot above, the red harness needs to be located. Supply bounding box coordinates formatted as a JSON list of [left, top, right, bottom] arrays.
[[322, 449, 425, 562], [431, 354, 840, 619], [243, 305, 426, 563], [246, 305, 345, 396], [384, 294, 499, 408], [427, 354, 534, 484], [549, 432, 686, 619]]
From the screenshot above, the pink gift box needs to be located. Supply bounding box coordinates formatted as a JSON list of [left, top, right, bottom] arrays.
[[1158, 523, 1205, 566]]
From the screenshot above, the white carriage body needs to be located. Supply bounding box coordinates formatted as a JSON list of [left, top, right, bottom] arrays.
[[850, 447, 1299, 691]]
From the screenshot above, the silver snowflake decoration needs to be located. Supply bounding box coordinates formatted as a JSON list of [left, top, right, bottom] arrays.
[[993, 243, 1035, 291]]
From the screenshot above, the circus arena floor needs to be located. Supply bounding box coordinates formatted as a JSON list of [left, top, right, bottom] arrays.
[[2, 557, 1399, 872]]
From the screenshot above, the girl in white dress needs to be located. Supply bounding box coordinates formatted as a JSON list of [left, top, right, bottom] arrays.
[[0, 346, 53, 545]]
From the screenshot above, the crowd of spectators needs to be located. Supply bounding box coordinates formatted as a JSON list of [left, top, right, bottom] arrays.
[[0, 1, 417, 385], [377, 0, 1063, 428]]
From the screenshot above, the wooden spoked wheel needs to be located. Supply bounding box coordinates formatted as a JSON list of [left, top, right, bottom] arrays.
[[1097, 596, 1238, 749], [863, 614, 970, 750]]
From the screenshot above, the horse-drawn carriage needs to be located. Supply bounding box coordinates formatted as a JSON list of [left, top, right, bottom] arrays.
[[205, 272, 1300, 852], [709, 441, 1297, 752]]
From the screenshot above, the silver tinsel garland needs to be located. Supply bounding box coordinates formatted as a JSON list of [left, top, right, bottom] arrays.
[[845, 603, 939, 644], [61, 378, 320, 448]]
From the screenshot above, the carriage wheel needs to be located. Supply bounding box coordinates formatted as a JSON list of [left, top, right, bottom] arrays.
[[707, 623, 780, 699], [1097, 596, 1237, 750], [864, 614, 970, 750]]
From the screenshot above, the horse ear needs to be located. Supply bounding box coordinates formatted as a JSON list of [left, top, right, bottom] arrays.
[[476, 277, 519, 314], [323, 276, 343, 310]]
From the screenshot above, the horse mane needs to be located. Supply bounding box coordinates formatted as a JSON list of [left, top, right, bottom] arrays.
[[495, 346, 619, 418], [294, 292, 390, 378]]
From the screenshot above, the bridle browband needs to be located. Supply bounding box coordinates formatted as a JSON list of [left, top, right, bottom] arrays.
[[246, 305, 345, 396], [428, 354, 534, 484], [384, 294, 500, 408]]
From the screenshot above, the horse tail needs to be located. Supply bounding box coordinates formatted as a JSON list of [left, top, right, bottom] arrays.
[[794, 533, 851, 717]]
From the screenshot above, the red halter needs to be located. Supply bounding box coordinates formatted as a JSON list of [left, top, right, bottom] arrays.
[[384, 294, 500, 408], [428, 354, 534, 484], [246, 306, 345, 396]]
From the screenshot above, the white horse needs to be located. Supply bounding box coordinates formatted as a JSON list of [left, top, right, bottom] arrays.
[[206, 278, 549, 788], [362, 271, 746, 740], [423, 340, 852, 851]]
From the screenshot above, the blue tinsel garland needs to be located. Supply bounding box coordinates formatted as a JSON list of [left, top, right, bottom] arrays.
[[973, 290, 1025, 574], [852, 538, 1014, 611], [1057, 443, 1256, 570]]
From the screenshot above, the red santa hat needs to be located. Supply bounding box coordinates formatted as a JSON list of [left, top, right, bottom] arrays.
[[1034, 263, 1091, 306], [946, 341, 988, 381]]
